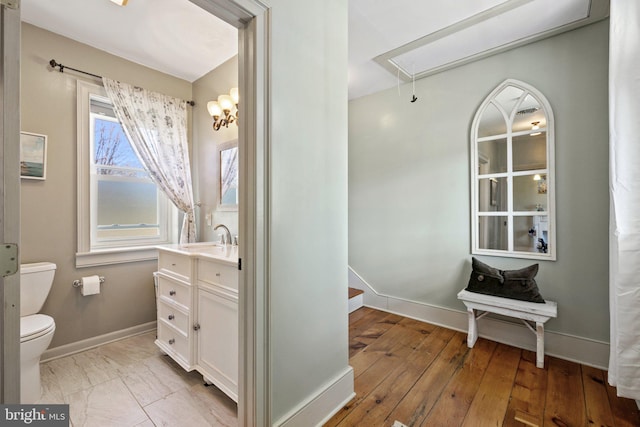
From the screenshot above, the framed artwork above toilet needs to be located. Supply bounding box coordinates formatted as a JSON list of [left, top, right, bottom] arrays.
[[20, 131, 47, 180]]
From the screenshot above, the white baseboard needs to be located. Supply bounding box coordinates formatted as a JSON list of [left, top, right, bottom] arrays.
[[348, 267, 610, 370], [274, 366, 355, 427], [41, 321, 157, 362]]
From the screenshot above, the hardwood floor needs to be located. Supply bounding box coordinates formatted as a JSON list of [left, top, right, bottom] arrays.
[[325, 307, 640, 427]]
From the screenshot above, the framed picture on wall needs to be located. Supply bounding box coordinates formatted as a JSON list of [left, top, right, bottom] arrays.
[[20, 131, 47, 180]]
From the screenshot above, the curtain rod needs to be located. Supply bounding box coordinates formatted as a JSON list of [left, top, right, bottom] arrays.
[[48, 59, 196, 106]]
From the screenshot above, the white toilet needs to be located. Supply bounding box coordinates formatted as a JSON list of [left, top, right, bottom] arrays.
[[20, 262, 56, 403]]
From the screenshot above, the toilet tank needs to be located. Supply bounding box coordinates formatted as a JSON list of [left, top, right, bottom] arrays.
[[20, 262, 56, 317]]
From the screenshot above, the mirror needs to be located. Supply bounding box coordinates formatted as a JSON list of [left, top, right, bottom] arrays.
[[471, 80, 555, 260], [218, 140, 238, 210]]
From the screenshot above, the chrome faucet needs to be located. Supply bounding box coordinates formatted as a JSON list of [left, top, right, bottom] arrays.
[[213, 224, 232, 245]]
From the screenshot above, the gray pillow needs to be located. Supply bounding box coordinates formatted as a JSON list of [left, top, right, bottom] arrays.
[[466, 257, 545, 303]]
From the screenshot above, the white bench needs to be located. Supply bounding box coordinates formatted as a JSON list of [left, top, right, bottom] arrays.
[[457, 289, 557, 368]]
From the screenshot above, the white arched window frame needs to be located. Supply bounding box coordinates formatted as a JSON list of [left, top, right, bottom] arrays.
[[470, 79, 556, 260]]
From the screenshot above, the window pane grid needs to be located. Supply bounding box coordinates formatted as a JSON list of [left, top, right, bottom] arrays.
[[471, 80, 554, 259]]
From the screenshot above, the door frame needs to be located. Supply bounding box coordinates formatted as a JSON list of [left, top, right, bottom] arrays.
[[0, 0, 22, 404], [190, 1, 271, 425]]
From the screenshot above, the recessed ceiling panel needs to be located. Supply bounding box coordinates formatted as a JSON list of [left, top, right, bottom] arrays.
[[389, 0, 589, 76], [350, 0, 512, 54], [348, 0, 608, 100]]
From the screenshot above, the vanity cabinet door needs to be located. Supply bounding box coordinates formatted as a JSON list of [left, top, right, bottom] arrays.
[[196, 284, 238, 402]]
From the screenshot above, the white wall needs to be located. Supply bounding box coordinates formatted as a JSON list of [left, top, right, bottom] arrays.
[[267, 0, 351, 424], [349, 20, 610, 343]]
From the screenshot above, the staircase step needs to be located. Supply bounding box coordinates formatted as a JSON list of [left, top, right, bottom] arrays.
[[348, 287, 364, 313], [349, 287, 364, 299]]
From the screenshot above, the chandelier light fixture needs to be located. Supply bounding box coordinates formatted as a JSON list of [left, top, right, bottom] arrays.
[[530, 121, 542, 136], [207, 88, 239, 131]]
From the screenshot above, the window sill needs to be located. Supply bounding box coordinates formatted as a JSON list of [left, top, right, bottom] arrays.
[[76, 246, 160, 268]]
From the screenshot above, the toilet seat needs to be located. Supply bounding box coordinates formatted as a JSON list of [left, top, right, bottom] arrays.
[[21, 314, 55, 343]]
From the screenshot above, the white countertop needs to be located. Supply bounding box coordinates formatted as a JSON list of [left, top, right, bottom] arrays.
[[157, 242, 239, 266]]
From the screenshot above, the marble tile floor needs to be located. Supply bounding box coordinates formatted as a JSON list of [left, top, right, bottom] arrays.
[[37, 331, 238, 427]]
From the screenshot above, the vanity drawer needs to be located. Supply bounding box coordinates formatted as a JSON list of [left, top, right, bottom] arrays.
[[157, 276, 191, 309], [198, 260, 238, 291], [157, 300, 189, 333], [156, 322, 190, 363], [159, 251, 191, 280]]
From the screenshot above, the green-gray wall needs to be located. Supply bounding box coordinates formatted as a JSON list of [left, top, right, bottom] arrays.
[[269, 0, 350, 423], [20, 23, 192, 348], [349, 20, 609, 341]]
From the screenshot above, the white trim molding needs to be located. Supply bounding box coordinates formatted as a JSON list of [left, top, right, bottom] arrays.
[[75, 246, 159, 268], [41, 321, 156, 362], [274, 367, 355, 427], [348, 267, 610, 370]]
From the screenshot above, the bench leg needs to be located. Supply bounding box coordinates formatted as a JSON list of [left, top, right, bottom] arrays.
[[467, 308, 478, 348], [536, 322, 545, 368]]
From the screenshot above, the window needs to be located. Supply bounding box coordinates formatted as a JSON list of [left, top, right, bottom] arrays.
[[77, 81, 176, 267], [470, 79, 555, 260]]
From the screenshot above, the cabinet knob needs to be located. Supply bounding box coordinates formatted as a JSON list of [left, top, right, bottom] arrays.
[[168, 314, 175, 320], [193, 323, 201, 331], [216, 272, 221, 277], [168, 338, 175, 345], [169, 290, 176, 296]]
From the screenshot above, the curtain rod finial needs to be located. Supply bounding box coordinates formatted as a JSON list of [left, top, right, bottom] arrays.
[[49, 59, 63, 72]]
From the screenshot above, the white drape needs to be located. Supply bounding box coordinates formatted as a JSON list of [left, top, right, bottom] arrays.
[[608, 0, 640, 400], [103, 78, 196, 244]]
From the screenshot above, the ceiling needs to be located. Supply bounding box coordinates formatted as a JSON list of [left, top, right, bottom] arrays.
[[21, 0, 608, 100], [21, 0, 238, 83]]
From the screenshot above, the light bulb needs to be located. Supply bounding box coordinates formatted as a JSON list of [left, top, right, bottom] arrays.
[[230, 87, 239, 104], [218, 95, 234, 111], [207, 101, 222, 117]]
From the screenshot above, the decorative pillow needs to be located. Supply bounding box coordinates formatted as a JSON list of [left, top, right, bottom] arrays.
[[466, 257, 545, 303]]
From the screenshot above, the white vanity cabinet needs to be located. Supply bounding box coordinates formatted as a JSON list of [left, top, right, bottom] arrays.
[[155, 245, 239, 402]]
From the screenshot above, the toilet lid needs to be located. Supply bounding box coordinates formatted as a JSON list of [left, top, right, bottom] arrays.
[[21, 314, 55, 343]]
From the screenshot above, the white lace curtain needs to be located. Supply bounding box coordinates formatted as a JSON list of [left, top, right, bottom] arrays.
[[608, 0, 640, 401], [102, 77, 196, 243]]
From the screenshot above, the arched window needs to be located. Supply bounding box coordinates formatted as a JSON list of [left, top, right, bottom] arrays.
[[470, 79, 555, 260]]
